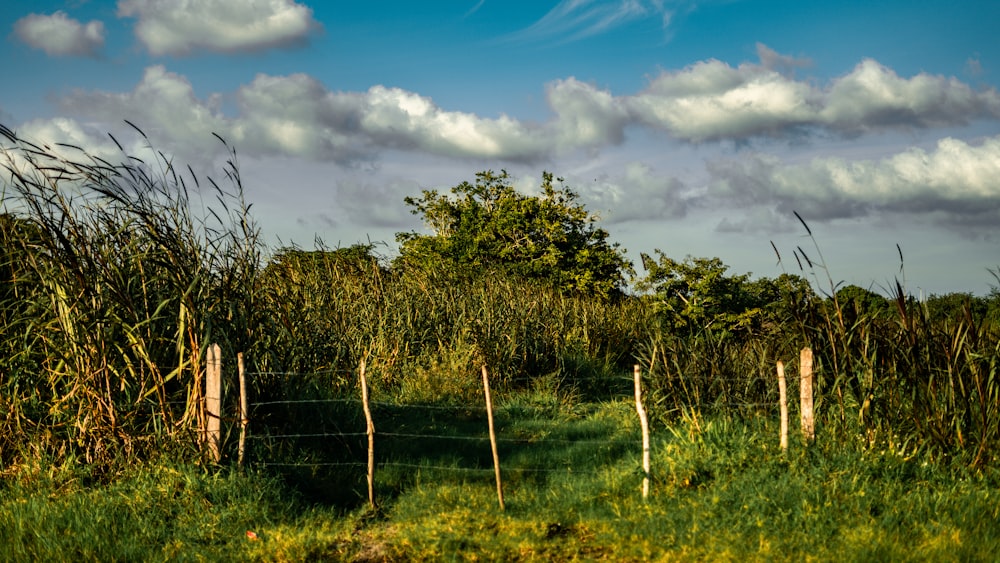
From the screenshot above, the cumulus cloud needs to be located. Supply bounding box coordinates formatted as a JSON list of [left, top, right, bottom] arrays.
[[0, 118, 142, 202], [707, 135, 1000, 231], [546, 78, 629, 147], [627, 59, 821, 140], [29, 49, 1000, 168], [57, 65, 229, 163], [626, 55, 1000, 141], [232, 76, 553, 161], [357, 86, 547, 159], [116, 0, 319, 56], [52, 67, 555, 164], [13, 11, 105, 57], [820, 59, 1000, 132]]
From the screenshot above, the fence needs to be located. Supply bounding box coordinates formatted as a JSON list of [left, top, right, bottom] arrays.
[[199, 345, 817, 507]]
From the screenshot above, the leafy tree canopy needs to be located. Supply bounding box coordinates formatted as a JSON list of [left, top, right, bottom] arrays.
[[395, 170, 631, 298], [637, 250, 813, 336]]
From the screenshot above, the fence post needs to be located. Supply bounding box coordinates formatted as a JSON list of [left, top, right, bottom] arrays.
[[238, 352, 248, 468], [482, 365, 505, 511], [205, 343, 222, 463], [360, 359, 376, 509], [634, 364, 650, 500], [800, 347, 815, 443], [777, 360, 788, 453]]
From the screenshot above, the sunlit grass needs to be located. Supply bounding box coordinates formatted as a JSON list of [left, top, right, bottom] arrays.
[[2, 399, 999, 561]]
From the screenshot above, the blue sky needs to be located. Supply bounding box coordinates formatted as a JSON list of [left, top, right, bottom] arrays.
[[3, 0, 1000, 295]]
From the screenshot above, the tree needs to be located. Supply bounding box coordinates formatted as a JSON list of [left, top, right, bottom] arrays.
[[637, 251, 766, 335], [636, 251, 815, 337], [834, 284, 891, 323], [395, 170, 631, 298]]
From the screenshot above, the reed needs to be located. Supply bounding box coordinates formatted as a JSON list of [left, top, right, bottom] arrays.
[[775, 214, 1000, 466], [0, 123, 261, 470]]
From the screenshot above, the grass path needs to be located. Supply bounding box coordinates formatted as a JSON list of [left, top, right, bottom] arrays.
[[2, 396, 999, 561]]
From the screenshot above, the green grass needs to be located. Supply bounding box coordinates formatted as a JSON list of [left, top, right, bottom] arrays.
[[3, 393, 999, 562]]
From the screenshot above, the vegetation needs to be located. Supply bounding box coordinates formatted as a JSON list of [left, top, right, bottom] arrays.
[[3, 399, 999, 561], [397, 169, 631, 298], [2, 123, 1000, 559], [0, 122, 260, 469]]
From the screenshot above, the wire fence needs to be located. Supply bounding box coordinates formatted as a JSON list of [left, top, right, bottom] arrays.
[[199, 349, 815, 506]]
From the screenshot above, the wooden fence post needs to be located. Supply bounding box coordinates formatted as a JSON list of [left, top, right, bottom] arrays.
[[238, 352, 248, 468], [634, 364, 651, 500], [800, 348, 815, 443], [205, 343, 222, 463], [482, 365, 505, 511], [360, 359, 376, 509], [777, 360, 788, 453]]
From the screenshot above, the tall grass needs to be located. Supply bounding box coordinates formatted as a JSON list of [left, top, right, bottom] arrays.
[[3, 121, 999, 475], [0, 123, 261, 470], [254, 252, 645, 402], [775, 216, 1000, 467]]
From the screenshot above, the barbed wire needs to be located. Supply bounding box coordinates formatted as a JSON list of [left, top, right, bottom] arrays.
[[251, 398, 357, 407], [370, 401, 483, 411], [244, 428, 637, 448], [249, 368, 354, 377], [257, 460, 607, 475], [247, 432, 368, 440], [172, 369, 808, 388], [245, 396, 785, 413], [261, 461, 367, 468]]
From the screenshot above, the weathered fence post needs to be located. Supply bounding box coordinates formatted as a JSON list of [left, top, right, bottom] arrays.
[[777, 360, 788, 453], [800, 347, 815, 443], [634, 364, 651, 500], [237, 352, 248, 468], [360, 359, 376, 509], [482, 365, 505, 511], [205, 343, 222, 463]]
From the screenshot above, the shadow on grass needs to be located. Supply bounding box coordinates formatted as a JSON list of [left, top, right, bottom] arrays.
[[247, 394, 639, 510]]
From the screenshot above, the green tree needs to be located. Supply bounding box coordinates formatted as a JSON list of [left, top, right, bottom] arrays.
[[637, 251, 769, 336], [834, 284, 891, 323], [395, 170, 631, 298]]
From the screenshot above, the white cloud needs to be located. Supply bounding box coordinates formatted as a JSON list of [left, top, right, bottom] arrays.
[[57, 65, 229, 163], [627, 54, 1000, 141], [231, 73, 364, 160], [33, 46, 1000, 165], [6, 118, 111, 163], [52, 67, 554, 163], [707, 135, 1000, 231], [13, 11, 105, 57], [546, 78, 629, 148], [116, 0, 319, 56], [27, 51, 1000, 172], [821, 59, 1000, 132], [358, 86, 547, 159], [232, 75, 553, 161], [628, 59, 821, 140]]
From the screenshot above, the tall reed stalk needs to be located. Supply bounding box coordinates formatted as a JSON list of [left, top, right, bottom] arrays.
[[776, 214, 1000, 466], [0, 123, 261, 470]]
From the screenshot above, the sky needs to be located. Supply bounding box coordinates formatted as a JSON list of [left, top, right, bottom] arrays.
[[2, 0, 1000, 296]]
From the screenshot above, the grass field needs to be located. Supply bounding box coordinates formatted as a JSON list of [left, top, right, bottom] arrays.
[[3, 122, 1000, 561], [3, 392, 999, 562]]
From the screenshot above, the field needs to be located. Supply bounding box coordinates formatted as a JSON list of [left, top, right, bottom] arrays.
[[2, 124, 1000, 561], [3, 394, 1000, 561]]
